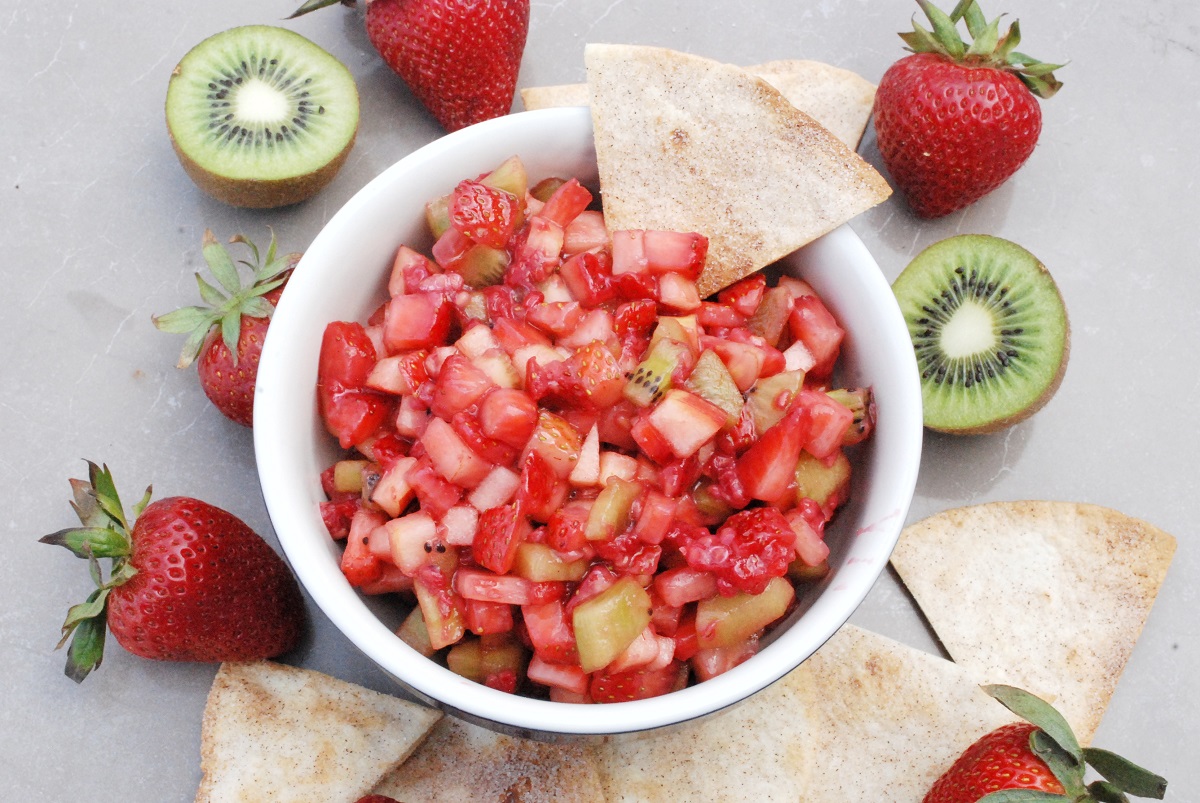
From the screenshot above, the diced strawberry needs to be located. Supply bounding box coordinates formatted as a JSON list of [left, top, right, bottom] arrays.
[[523, 411, 582, 479], [506, 217, 564, 290], [365, 350, 430, 396], [630, 412, 676, 466], [477, 387, 539, 448], [370, 455, 418, 518], [568, 425, 601, 487], [466, 465, 521, 513], [536, 177, 592, 227], [439, 504, 481, 547], [472, 504, 530, 575], [700, 335, 765, 392], [594, 528, 662, 577], [691, 640, 759, 682], [429, 353, 495, 420], [383, 511, 440, 575], [656, 272, 702, 313], [449, 179, 523, 248], [565, 563, 619, 614], [413, 563, 466, 651], [525, 300, 584, 338], [526, 654, 588, 693], [394, 394, 430, 439], [797, 389, 856, 459], [610, 229, 648, 275], [646, 389, 728, 459], [555, 308, 616, 351], [405, 457, 463, 519], [318, 322, 392, 449], [697, 301, 746, 329], [590, 661, 684, 703], [643, 230, 708, 279], [631, 489, 678, 545], [340, 507, 389, 587], [785, 507, 831, 567], [515, 451, 569, 523], [383, 292, 454, 352], [718, 274, 767, 317], [463, 598, 516, 635], [654, 566, 719, 608], [597, 451, 639, 485], [448, 411, 515, 466], [521, 599, 580, 665], [388, 245, 439, 297], [358, 564, 415, 595], [320, 496, 359, 540], [562, 210, 609, 257], [670, 507, 796, 596], [611, 270, 658, 302], [737, 401, 811, 503], [559, 250, 616, 306], [545, 499, 591, 554], [421, 416, 492, 488], [788, 294, 844, 378], [673, 612, 700, 661]]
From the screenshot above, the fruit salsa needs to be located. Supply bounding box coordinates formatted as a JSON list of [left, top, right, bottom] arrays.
[[315, 156, 874, 703]]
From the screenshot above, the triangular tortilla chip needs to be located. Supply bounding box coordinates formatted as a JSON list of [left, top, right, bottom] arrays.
[[890, 501, 1176, 745], [195, 661, 441, 803], [585, 43, 891, 297], [521, 59, 876, 149], [591, 624, 1016, 801], [372, 715, 605, 802]]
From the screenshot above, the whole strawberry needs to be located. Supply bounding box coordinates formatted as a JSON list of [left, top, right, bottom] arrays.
[[41, 461, 305, 682], [154, 229, 298, 427], [926, 685, 1167, 802], [873, 0, 1064, 218], [291, 0, 529, 132]]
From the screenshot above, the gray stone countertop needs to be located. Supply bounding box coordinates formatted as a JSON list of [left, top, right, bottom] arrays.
[[3, 0, 1196, 799]]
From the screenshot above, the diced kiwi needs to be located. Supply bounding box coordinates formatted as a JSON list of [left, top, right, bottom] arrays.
[[165, 26, 359, 208], [745, 370, 805, 434], [684, 349, 743, 426], [481, 155, 529, 198], [826, 387, 875, 445], [395, 606, 437, 658], [623, 337, 690, 407], [455, 243, 510, 288], [746, 285, 793, 346], [585, 477, 642, 541], [512, 542, 589, 582], [794, 450, 851, 511], [892, 235, 1069, 434], [695, 576, 794, 650], [572, 577, 653, 673], [446, 634, 527, 685]]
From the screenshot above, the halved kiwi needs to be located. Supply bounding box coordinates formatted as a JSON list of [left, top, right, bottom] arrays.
[[892, 235, 1070, 434], [166, 25, 359, 208]]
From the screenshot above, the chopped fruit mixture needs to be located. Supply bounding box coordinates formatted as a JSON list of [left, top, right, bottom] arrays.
[[315, 156, 875, 702]]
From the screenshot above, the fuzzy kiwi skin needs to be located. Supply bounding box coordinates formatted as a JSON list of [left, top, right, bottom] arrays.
[[895, 235, 1070, 436], [166, 120, 356, 209]]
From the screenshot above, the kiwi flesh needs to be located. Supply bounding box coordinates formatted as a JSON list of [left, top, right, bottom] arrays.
[[165, 25, 359, 208], [891, 235, 1069, 435]]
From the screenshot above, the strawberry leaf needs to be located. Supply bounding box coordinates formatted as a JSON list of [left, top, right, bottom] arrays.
[[1083, 748, 1168, 799], [242, 296, 276, 320], [965, 14, 1002, 58], [1086, 781, 1132, 803], [62, 591, 108, 683], [86, 461, 127, 530], [195, 272, 229, 309], [975, 791, 1066, 802], [984, 684, 1083, 764], [202, 229, 242, 295], [221, 308, 243, 363], [38, 527, 130, 559], [1030, 729, 1087, 798], [917, 0, 966, 59]]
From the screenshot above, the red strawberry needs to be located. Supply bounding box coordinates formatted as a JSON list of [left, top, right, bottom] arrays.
[[926, 685, 1167, 802], [154, 229, 298, 426], [40, 462, 305, 682], [589, 661, 683, 703], [872, 1, 1064, 218], [291, 0, 530, 132]]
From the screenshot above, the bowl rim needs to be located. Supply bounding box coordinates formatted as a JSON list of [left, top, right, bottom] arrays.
[[254, 106, 923, 737]]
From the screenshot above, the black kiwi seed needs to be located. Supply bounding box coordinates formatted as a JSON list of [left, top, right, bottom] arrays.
[[891, 234, 1070, 435], [165, 25, 359, 209]]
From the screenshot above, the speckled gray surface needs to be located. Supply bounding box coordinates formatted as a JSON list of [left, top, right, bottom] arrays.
[[3, 1, 1196, 799]]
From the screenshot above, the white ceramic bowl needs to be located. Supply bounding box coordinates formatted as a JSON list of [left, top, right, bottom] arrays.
[[254, 106, 922, 739]]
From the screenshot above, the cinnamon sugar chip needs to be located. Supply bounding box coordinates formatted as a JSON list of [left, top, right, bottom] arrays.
[[890, 501, 1176, 745]]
